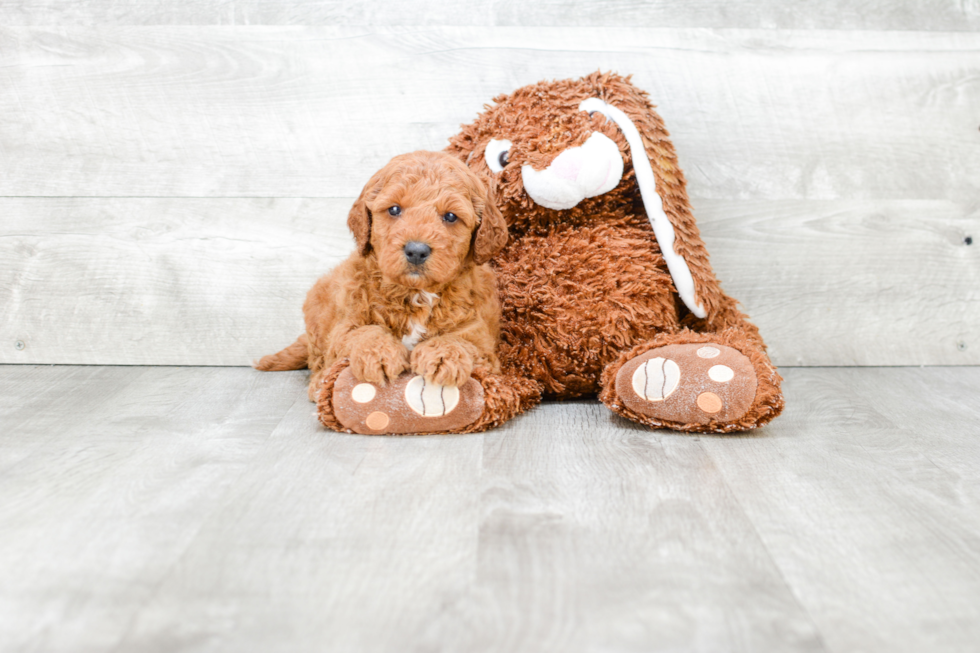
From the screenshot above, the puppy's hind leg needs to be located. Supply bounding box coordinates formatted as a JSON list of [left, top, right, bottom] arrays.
[[253, 334, 309, 371]]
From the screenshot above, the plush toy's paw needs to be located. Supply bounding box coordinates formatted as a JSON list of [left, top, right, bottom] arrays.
[[615, 344, 757, 427], [330, 367, 484, 435]]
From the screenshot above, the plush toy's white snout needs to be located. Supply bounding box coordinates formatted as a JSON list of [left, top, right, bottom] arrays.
[[520, 133, 624, 210]]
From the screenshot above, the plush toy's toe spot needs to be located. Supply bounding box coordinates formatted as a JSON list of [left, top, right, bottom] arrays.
[[696, 392, 722, 414], [708, 365, 734, 383], [697, 346, 720, 359], [365, 411, 390, 430], [631, 357, 681, 401], [351, 383, 376, 403], [405, 375, 460, 417]]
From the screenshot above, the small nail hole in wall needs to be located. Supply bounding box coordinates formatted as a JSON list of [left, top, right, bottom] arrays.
[[958, 341, 968, 351], [966, 236, 973, 245]]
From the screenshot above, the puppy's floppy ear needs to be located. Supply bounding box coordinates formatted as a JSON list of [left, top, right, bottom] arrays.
[[470, 180, 508, 265], [347, 168, 385, 256], [347, 197, 372, 256]]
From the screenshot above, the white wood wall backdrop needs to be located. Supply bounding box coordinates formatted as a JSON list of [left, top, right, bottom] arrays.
[[1, 198, 977, 366], [2, 28, 980, 199], [0, 26, 978, 366], [2, 1, 980, 30]]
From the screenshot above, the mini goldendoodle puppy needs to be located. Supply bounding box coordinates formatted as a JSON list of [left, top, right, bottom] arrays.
[[256, 150, 539, 435]]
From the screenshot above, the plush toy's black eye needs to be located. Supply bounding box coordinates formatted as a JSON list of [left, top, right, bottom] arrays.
[[485, 139, 512, 173], [443, 212, 458, 224], [388, 205, 401, 217], [589, 111, 597, 118]]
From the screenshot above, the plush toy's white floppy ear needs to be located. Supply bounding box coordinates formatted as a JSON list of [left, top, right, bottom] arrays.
[[579, 97, 707, 319]]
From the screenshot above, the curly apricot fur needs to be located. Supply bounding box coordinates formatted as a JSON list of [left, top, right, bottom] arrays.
[[411, 336, 476, 388]]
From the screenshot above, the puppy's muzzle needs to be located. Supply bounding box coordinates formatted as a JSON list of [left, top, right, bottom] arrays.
[[403, 241, 432, 267]]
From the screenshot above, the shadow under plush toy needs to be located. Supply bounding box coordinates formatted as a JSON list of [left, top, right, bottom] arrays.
[[262, 72, 783, 434]]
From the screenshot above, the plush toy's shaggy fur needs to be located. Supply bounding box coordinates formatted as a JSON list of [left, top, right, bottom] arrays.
[[445, 72, 784, 432], [256, 151, 540, 434]]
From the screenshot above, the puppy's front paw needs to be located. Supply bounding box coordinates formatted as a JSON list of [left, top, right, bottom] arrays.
[[349, 339, 409, 386], [411, 339, 474, 387]]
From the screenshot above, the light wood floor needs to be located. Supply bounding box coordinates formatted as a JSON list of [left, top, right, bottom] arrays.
[[2, 365, 979, 652]]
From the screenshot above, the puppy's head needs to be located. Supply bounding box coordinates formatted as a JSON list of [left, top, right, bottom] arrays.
[[347, 151, 506, 289]]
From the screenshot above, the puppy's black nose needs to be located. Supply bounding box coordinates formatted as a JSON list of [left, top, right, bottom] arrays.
[[403, 241, 431, 266]]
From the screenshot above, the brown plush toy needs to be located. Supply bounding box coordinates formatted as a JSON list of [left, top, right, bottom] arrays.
[[442, 71, 784, 433], [301, 71, 782, 434]]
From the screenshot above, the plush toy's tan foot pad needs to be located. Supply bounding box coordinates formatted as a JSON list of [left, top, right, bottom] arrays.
[[332, 368, 484, 435], [616, 344, 757, 425]]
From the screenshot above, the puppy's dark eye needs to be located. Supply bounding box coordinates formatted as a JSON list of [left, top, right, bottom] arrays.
[[498, 150, 509, 168], [443, 212, 459, 224], [387, 205, 401, 217]]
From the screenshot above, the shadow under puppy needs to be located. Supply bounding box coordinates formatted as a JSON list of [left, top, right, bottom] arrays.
[[256, 151, 540, 434]]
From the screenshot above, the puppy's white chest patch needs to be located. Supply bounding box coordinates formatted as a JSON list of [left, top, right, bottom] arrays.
[[402, 292, 438, 351], [402, 320, 427, 351], [411, 291, 439, 308]]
